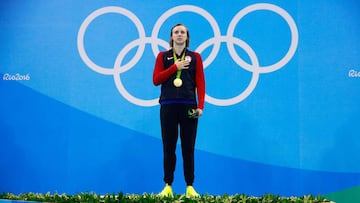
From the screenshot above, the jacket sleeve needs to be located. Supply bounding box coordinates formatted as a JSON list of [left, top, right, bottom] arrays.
[[195, 52, 205, 109], [153, 52, 177, 86]]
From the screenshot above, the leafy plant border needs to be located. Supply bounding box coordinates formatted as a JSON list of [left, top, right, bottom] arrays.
[[0, 192, 335, 203]]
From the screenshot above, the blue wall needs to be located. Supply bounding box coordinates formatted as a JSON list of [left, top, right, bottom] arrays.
[[1, 0, 360, 196]]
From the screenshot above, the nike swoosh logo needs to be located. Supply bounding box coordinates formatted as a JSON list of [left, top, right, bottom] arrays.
[[167, 57, 174, 60]]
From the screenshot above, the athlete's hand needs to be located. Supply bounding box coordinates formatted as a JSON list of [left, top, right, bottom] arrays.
[[175, 59, 190, 70], [196, 108, 203, 117]]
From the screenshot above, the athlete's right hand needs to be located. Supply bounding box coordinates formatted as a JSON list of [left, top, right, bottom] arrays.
[[175, 59, 190, 70]]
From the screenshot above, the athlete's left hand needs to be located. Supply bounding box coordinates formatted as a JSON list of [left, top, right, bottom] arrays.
[[197, 108, 203, 117]]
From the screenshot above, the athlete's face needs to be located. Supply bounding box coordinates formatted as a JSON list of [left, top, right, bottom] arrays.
[[171, 25, 188, 46]]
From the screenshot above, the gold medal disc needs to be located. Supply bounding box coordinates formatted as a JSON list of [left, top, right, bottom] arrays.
[[173, 78, 183, 87]]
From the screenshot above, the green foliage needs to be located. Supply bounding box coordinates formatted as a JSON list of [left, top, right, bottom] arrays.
[[0, 192, 333, 203]]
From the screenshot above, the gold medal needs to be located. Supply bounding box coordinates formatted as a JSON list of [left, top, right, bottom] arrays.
[[173, 78, 183, 87], [173, 50, 185, 88]]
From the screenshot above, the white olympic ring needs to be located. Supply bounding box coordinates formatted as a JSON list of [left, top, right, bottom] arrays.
[[77, 3, 298, 106]]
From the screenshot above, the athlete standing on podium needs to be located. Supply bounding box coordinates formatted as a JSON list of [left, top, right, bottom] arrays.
[[152, 23, 205, 198]]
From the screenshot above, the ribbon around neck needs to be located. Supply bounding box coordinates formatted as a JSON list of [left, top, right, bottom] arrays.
[[174, 50, 186, 79]]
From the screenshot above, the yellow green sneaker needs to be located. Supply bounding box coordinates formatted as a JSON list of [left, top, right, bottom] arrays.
[[158, 184, 173, 197], [186, 186, 200, 198]]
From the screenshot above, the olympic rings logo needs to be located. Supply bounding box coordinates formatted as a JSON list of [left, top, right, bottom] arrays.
[[77, 3, 298, 106]]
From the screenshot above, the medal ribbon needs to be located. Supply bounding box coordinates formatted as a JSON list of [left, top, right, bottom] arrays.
[[174, 51, 186, 79]]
